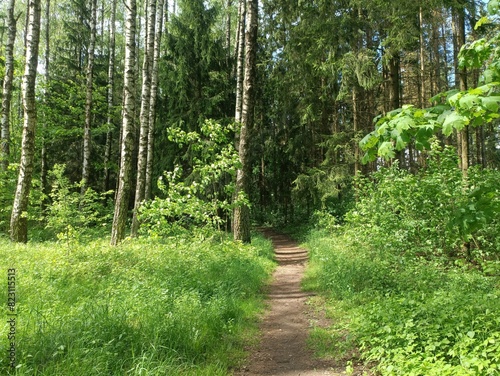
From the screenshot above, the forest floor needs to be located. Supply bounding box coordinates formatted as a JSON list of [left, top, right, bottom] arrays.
[[233, 228, 364, 376]]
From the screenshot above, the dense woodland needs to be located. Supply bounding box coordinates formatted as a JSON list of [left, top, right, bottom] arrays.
[[0, 0, 498, 243], [1, 0, 500, 374]]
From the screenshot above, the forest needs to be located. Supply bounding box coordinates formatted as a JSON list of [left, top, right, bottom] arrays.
[[1, 0, 500, 374]]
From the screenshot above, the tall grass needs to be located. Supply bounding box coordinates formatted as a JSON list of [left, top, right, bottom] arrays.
[[0, 234, 274, 375]]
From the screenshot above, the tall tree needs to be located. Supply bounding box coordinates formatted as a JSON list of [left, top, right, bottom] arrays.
[[40, 0, 51, 204], [131, 0, 157, 236], [10, 0, 42, 242], [103, 0, 117, 191], [233, 0, 257, 243], [81, 0, 98, 192], [234, 0, 245, 126], [1, 0, 17, 171], [452, 1, 469, 175], [145, 0, 165, 201], [111, 0, 137, 245]]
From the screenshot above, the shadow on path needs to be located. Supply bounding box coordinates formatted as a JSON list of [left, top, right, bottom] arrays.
[[233, 228, 347, 376]]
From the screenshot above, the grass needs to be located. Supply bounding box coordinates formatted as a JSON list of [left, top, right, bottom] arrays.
[[0, 232, 275, 375], [303, 228, 500, 376]]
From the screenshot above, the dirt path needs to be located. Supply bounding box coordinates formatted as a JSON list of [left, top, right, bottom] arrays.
[[234, 228, 347, 376]]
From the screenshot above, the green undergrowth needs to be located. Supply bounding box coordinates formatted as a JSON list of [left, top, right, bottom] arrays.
[[0, 233, 275, 375], [304, 228, 500, 375]]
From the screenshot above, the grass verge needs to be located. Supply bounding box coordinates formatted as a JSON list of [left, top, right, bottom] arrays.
[[0, 233, 275, 375], [303, 228, 500, 376]]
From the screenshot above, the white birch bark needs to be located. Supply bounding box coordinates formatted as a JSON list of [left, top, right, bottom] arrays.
[[111, 0, 137, 245], [10, 0, 42, 242]]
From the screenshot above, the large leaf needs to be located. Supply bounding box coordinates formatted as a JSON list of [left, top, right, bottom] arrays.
[[378, 141, 395, 159], [482, 96, 500, 112], [442, 112, 469, 136]]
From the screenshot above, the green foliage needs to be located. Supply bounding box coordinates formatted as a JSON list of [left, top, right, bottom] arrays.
[[44, 164, 113, 242], [360, 1, 500, 162], [350, 145, 500, 260], [139, 120, 244, 237], [0, 233, 274, 375], [0, 164, 17, 234], [305, 223, 500, 375]]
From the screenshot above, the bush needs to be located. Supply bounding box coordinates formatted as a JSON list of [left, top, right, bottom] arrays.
[[348, 145, 500, 262]]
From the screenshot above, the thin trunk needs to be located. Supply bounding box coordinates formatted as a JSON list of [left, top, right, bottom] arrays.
[[419, 7, 426, 108], [10, 0, 42, 242], [226, 0, 232, 52], [131, 0, 157, 237], [1, 0, 17, 171], [233, 0, 246, 159], [145, 0, 165, 201], [431, 12, 441, 97], [453, 4, 469, 175], [82, 0, 98, 192], [352, 88, 359, 176], [233, 0, 257, 243], [111, 0, 137, 245], [41, 0, 50, 206], [104, 0, 117, 191]]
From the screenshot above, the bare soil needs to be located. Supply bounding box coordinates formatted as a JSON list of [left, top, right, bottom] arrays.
[[233, 228, 349, 376]]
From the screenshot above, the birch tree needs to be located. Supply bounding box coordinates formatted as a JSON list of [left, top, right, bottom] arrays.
[[111, 0, 137, 245], [1, 0, 17, 171], [233, 0, 257, 243], [131, 0, 157, 237], [81, 0, 98, 192], [145, 0, 165, 201], [104, 0, 117, 191], [10, 0, 42, 242]]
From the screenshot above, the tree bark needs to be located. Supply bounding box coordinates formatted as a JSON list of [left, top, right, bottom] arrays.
[[131, 0, 157, 237], [352, 88, 359, 176], [1, 0, 17, 171], [419, 7, 426, 108], [104, 0, 117, 192], [145, 0, 165, 201], [82, 0, 98, 193], [10, 0, 42, 242], [111, 0, 137, 245], [453, 3, 469, 176], [233, 0, 257, 243], [41, 0, 50, 207], [234, 0, 246, 125]]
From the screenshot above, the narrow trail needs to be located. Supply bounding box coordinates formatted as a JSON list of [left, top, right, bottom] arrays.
[[234, 228, 346, 376]]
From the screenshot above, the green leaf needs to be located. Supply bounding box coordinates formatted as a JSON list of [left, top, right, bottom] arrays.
[[360, 133, 379, 150], [481, 96, 500, 112], [487, 0, 499, 15], [475, 16, 491, 30], [459, 94, 480, 110], [442, 112, 469, 136], [378, 141, 395, 159]]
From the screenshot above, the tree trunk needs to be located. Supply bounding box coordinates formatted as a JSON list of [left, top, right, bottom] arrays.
[[41, 0, 50, 208], [81, 0, 97, 193], [1, 0, 17, 171], [111, 0, 137, 245], [453, 3, 469, 176], [233, 0, 257, 243], [10, 0, 42, 243], [352, 88, 359, 176], [234, 0, 246, 125], [145, 0, 165, 201], [131, 0, 157, 237], [103, 0, 117, 192], [419, 7, 426, 108]]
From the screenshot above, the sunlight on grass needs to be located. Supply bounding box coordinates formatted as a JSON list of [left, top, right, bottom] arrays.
[[0, 233, 274, 375]]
